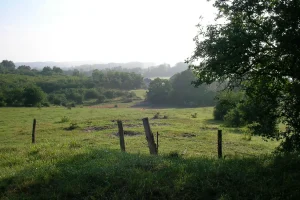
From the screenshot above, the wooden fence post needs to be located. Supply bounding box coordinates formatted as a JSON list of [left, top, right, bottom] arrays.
[[117, 120, 126, 152], [156, 131, 159, 153], [32, 119, 36, 144], [142, 117, 157, 155], [218, 130, 222, 159]]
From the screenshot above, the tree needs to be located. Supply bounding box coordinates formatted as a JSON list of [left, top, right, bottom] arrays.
[[52, 66, 63, 74], [41, 66, 53, 75], [23, 85, 45, 106], [170, 70, 216, 106], [146, 78, 172, 104], [0, 60, 15, 73], [18, 65, 31, 71], [188, 0, 300, 152], [72, 69, 80, 76]]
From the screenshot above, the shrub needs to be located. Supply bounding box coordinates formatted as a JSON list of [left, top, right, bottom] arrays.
[[97, 95, 106, 103], [213, 91, 244, 120], [153, 112, 160, 119], [23, 85, 46, 106], [126, 91, 137, 98], [104, 90, 115, 99], [48, 94, 67, 106], [42, 102, 50, 107], [191, 113, 198, 118], [84, 89, 99, 100], [224, 107, 245, 127], [61, 116, 70, 123], [114, 104, 118, 108], [168, 151, 180, 158], [163, 115, 168, 119], [67, 122, 79, 130]]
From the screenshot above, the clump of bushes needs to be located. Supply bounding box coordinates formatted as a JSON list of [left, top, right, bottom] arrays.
[[60, 116, 70, 123], [153, 112, 160, 119], [66, 122, 79, 130], [191, 113, 198, 118], [97, 95, 106, 103], [168, 151, 180, 158], [213, 91, 244, 120], [153, 112, 169, 119]]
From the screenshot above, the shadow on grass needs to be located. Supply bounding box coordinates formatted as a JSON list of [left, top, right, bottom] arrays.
[[131, 101, 215, 110], [1, 149, 300, 199]]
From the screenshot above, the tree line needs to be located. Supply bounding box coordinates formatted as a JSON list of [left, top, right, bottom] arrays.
[[0, 60, 144, 107]]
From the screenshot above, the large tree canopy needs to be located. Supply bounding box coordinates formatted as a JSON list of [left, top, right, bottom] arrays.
[[188, 0, 300, 152]]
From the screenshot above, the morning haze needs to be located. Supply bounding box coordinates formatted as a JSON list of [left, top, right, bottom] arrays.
[[0, 0, 216, 65], [2, 0, 297, 199]]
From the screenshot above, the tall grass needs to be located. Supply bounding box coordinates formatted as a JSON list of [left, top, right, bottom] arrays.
[[1, 147, 300, 199]]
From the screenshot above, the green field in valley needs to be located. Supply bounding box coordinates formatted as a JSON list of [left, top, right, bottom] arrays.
[[1, 94, 299, 199]]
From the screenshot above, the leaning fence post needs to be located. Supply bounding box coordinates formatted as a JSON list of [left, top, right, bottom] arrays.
[[32, 119, 36, 144], [142, 117, 157, 155], [117, 120, 126, 152], [218, 130, 222, 159]]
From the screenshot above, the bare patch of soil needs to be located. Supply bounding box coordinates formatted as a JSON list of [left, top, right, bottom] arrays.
[[114, 131, 143, 137], [182, 133, 196, 138], [84, 126, 114, 132]]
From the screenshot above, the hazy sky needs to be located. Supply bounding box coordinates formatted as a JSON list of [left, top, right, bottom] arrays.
[[0, 0, 216, 65]]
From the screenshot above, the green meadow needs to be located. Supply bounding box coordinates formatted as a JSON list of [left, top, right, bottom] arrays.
[[1, 97, 299, 199]]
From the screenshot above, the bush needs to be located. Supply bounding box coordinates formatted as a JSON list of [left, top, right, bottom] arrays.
[[224, 107, 245, 127], [60, 116, 70, 123], [153, 112, 160, 119], [84, 89, 99, 100], [23, 85, 46, 106], [191, 113, 198, 118], [70, 93, 83, 104], [104, 90, 115, 99], [48, 94, 67, 106], [97, 95, 106, 103], [126, 91, 137, 98], [42, 102, 50, 107], [213, 91, 244, 120], [67, 122, 79, 130]]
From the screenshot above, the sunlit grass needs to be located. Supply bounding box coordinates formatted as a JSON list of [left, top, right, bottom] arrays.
[[0, 105, 289, 199]]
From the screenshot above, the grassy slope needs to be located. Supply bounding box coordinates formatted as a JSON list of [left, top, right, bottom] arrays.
[[1, 103, 299, 199]]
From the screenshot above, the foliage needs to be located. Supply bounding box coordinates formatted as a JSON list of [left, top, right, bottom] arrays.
[[147, 78, 172, 104], [97, 94, 106, 103], [60, 116, 70, 123], [67, 122, 80, 130], [170, 70, 217, 107], [84, 89, 99, 100], [191, 113, 198, 118], [0, 61, 145, 107], [213, 91, 243, 121], [23, 85, 46, 106], [153, 112, 160, 119], [224, 106, 245, 127], [147, 70, 218, 107], [188, 0, 300, 151]]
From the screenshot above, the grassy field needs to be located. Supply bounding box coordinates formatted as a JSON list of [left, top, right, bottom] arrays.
[[1, 96, 299, 199]]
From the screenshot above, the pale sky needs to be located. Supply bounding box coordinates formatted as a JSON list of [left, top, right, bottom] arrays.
[[0, 0, 216, 65]]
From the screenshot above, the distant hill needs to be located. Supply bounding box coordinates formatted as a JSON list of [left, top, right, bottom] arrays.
[[15, 61, 155, 70]]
